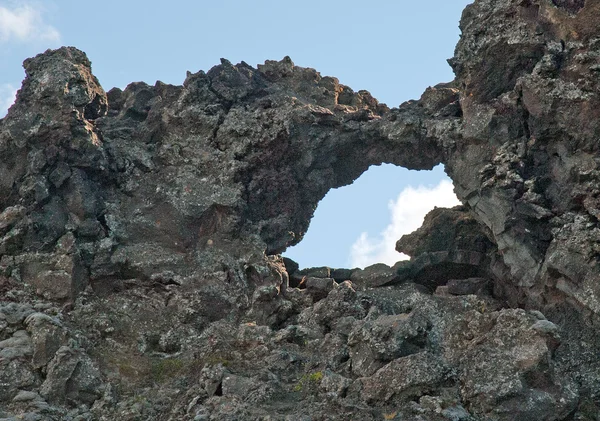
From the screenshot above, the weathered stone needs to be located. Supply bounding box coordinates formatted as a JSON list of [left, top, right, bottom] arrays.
[[0, 330, 32, 360], [397, 206, 493, 259], [329, 268, 353, 282], [222, 374, 273, 403], [395, 206, 496, 290], [442, 308, 577, 420], [446, 278, 491, 296], [0, 206, 25, 234], [348, 311, 429, 377], [0, 303, 35, 325], [319, 370, 352, 399], [40, 346, 103, 405], [198, 363, 226, 399], [17, 251, 87, 301], [355, 352, 450, 404], [297, 267, 331, 278], [303, 277, 335, 301], [409, 250, 489, 290], [298, 281, 366, 331], [282, 257, 299, 277], [12, 390, 43, 403], [350, 263, 398, 288], [0, 359, 39, 403], [25, 312, 68, 369]]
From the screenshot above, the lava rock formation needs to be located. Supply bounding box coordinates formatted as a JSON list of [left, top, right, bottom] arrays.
[[1, 0, 600, 419]]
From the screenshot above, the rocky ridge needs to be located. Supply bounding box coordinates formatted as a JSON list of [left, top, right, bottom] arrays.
[[1, 0, 600, 419]]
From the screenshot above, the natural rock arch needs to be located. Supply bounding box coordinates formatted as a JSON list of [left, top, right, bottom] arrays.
[[0, 49, 449, 293], [0, 0, 599, 318]]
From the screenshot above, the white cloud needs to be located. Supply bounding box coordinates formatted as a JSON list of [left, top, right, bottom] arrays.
[[0, 83, 17, 117], [349, 179, 461, 268], [0, 4, 60, 43]]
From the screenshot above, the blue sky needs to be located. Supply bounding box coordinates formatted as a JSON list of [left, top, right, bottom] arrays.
[[0, 0, 471, 269]]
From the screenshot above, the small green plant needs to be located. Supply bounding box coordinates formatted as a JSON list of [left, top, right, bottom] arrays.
[[150, 358, 184, 383], [117, 361, 140, 378], [308, 371, 324, 382], [293, 370, 324, 392], [205, 355, 231, 367]]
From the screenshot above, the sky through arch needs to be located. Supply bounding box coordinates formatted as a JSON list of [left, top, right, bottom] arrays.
[[284, 165, 460, 269]]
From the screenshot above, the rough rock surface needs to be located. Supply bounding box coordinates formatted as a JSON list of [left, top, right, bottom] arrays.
[[1, 0, 600, 419]]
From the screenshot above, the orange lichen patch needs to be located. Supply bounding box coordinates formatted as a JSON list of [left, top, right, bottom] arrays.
[[83, 119, 102, 146], [383, 411, 398, 420]]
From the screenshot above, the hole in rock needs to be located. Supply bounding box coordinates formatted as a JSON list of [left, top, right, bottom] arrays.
[[283, 164, 460, 270]]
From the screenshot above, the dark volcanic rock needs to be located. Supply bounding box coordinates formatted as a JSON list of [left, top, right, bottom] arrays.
[[350, 263, 399, 288], [448, 0, 600, 313], [396, 206, 494, 258], [446, 277, 492, 296], [1, 0, 600, 419], [395, 206, 498, 290]]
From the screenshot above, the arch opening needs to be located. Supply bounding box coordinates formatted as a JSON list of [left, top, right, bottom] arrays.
[[283, 163, 460, 270]]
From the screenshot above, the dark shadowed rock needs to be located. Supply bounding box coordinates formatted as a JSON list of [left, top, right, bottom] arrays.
[[393, 206, 498, 290], [396, 206, 494, 259], [350, 263, 399, 288], [446, 277, 492, 296]]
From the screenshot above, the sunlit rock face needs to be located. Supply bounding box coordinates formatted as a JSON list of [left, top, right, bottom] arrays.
[[1, 0, 600, 419]]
